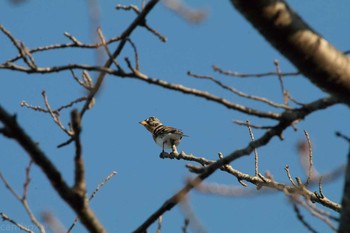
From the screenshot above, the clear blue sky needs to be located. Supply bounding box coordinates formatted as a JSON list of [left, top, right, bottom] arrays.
[[1, 1, 350, 232]]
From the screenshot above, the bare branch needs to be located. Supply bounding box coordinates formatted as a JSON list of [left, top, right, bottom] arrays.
[[67, 171, 117, 233], [233, 120, 273, 130], [0, 105, 105, 233], [303, 130, 313, 186], [212, 64, 300, 78], [274, 59, 289, 105], [124, 62, 283, 120], [188, 71, 292, 110], [71, 110, 85, 194], [42, 91, 72, 136], [285, 165, 297, 187], [0, 212, 34, 233], [0, 163, 46, 233], [246, 121, 259, 176], [80, 0, 161, 118], [229, 0, 350, 105]]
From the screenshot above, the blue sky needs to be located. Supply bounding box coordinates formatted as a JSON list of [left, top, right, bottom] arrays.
[[1, 1, 350, 232]]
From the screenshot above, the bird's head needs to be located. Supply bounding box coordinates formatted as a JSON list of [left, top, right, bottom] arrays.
[[139, 116, 162, 132]]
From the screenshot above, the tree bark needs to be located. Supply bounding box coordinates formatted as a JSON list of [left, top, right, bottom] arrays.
[[230, 0, 350, 105]]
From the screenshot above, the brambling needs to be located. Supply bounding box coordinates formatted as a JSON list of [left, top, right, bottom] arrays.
[[139, 116, 187, 153]]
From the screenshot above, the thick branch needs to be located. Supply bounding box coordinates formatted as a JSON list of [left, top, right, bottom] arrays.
[[230, 0, 350, 105], [0, 105, 105, 233]]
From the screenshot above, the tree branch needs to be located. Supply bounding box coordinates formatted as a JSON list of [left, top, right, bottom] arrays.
[[132, 96, 339, 233], [229, 0, 350, 105], [0, 105, 105, 233]]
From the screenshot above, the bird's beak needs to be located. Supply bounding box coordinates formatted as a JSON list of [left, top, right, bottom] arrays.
[[139, 120, 147, 126]]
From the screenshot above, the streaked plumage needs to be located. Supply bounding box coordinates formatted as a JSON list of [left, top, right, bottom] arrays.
[[139, 116, 186, 152]]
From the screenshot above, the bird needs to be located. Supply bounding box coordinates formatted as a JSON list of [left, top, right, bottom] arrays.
[[139, 116, 187, 153]]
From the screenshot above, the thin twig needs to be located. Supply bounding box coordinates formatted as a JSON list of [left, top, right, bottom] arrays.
[[304, 130, 313, 186], [0, 163, 46, 233], [285, 165, 297, 187], [21, 97, 88, 114], [127, 38, 140, 70], [212, 64, 300, 78], [0, 212, 34, 233], [23, 160, 34, 198], [0, 25, 36, 69], [80, 0, 161, 118], [335, 131, 350, 143], [246, 121, 259, 176], [188, 71, 292, 110], [42, 91, 72, 136], [97, 27, 121, 70], [125, 60, 282, 120], [233, 120, 272, 130], [67, 171, 117, 233], [274, 59, 289, 105], [318, 176, 324, 199]]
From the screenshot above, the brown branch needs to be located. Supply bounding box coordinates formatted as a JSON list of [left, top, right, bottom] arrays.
[[132, 96, 339, 233], [71, 110, 85, 194]]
